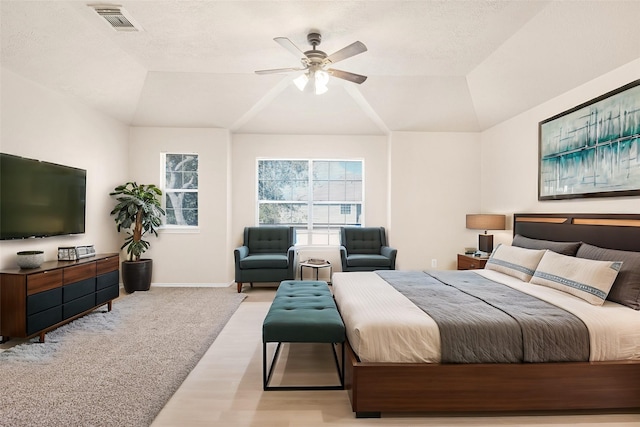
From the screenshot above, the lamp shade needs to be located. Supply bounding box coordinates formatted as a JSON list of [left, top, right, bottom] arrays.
[[293, 69, 329, 95], [466, 214, 506, 231]]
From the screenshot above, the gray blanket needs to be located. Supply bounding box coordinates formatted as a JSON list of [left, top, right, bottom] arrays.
[[376, 270, 590, 363]]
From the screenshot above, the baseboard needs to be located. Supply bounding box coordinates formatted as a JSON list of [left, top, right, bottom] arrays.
[[151, 283, 233, 288]]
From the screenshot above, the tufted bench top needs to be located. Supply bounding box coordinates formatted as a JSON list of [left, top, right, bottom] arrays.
[[263, 280, 345, 344]]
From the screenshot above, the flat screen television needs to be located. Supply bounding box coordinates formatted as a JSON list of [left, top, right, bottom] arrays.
[[1, 153, 86, 240]]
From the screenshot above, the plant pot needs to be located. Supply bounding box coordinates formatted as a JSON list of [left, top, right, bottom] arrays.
[[121, 259, 153, 293]]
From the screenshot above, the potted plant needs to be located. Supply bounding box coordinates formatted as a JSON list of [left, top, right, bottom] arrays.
[[110, 182, 165, 293]]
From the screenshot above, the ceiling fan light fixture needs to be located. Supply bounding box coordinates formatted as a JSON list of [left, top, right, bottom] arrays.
[[294, 69, 329, 95], [314, 70, 329, 93], [314, 83, 328, 95], [293, 73, 309, 91], [256, 32, 367, 92]]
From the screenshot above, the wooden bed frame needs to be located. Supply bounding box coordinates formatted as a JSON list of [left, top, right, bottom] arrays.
[[342, 213, 640, 418]]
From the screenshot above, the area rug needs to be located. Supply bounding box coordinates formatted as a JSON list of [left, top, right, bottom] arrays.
[[0, 286, 246, 427]]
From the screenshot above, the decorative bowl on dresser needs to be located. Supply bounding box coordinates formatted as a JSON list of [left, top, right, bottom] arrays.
[[16, 250, 45, 269], [0, 253, 120, 343]]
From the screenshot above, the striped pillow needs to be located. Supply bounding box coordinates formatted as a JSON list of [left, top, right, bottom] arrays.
[[531, 250, 622, 305], [485, 244, 546, 282]]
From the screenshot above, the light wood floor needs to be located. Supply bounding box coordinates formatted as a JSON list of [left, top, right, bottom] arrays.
[[151, 286, 640, 427]]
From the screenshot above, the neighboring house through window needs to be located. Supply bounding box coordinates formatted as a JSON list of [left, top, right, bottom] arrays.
[[257, 159, 363, 245], [161, 153, 199, 227]]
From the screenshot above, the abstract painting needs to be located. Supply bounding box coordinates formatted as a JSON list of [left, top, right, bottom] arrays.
[[539, 80, 640, 200]]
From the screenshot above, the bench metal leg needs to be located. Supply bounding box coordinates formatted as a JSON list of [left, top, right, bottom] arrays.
[[263, 341, 284, 390], [263, 341, 345, 391], [330, 342, 345, 388]]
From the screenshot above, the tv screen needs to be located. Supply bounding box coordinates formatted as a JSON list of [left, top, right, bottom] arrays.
[[1, 153, 86, 240]]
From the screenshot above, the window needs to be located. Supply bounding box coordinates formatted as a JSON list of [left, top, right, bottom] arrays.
[[258, 159, 363, 245], [161, 153, 198, 227]]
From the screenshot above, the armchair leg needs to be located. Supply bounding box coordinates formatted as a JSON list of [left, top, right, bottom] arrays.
[[237, 282, 242, 293]]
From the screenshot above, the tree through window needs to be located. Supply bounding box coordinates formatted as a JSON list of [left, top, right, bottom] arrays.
[[258, 159, 363, 245], [162, 153, 198, 227]]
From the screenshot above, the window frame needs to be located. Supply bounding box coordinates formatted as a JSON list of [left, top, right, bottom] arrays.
[[256, 158, 365, 245], [160, 152, 199, 231]]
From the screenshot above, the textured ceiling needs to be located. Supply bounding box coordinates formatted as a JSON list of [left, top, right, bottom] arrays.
[[2, 1, 639, 135]]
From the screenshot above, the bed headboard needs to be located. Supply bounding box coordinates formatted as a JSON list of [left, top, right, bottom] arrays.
[[513, 213, 640, 252]]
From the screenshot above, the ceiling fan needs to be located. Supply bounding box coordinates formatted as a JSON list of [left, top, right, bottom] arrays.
[[255, 32, 368, 94]]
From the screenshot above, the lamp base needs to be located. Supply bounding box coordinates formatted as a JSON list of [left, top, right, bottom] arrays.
[[478, 234, 494, 254]]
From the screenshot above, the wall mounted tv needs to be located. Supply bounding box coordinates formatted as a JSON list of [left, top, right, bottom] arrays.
[[1, 153, 86, 240]]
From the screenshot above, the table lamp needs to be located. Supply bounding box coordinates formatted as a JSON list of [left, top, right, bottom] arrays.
[[466, 214, 506, 254]]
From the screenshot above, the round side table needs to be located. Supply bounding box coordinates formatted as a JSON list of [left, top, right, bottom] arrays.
[[299, 259, 333, 284]]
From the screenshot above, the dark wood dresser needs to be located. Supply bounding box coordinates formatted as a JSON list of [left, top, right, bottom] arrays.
[[1, 253, 119, 343]]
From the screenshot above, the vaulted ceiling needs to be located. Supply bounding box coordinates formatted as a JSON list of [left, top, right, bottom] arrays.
[[2, 1, 639, 135]]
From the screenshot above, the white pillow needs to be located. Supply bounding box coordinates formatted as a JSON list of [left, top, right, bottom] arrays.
[[530, 250, 622, 305], [485, 244, 546, 282]]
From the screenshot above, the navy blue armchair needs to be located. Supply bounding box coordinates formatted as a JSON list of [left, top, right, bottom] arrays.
[[339, 226, 397, 272], [234, 226, 296, 293]]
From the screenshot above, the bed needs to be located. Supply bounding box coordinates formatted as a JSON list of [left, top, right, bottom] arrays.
[[332, 213, 640, 418]]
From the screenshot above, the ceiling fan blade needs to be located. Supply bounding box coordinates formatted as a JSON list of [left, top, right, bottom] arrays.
[[255, 67, 305, 75], [328, 68, 368, 84], [274, 37, 307, 59], [325, 41, 367, 64]]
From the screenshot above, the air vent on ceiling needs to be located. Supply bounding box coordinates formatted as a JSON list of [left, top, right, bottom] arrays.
[[89, 4, 141, 32]]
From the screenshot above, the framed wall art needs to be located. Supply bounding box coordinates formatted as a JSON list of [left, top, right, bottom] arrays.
[[538, 79, 640, 200]]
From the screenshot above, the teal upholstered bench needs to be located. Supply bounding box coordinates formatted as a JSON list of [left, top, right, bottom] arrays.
[[262, 280, 345, 390]]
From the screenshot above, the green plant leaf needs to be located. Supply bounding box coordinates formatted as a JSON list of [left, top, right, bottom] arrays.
[[110, 182, 165, 260]]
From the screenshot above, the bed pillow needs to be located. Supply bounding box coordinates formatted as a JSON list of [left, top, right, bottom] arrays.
[[512, 234, 582, 256], [576, 243, 640, 310], [485, 244, 546, 282], [530, 250, 622, 305]]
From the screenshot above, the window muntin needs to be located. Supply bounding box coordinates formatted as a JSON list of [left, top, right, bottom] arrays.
[[258, 159, 363, 245], [162, 153, 199, 227]]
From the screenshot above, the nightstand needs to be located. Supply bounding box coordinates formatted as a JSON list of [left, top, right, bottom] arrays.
[[457, 254, 488, 270]]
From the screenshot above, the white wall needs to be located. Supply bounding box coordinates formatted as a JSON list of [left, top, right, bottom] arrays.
[[481, 58, 640, 249], [231, 133, 388, 275], [389, 132, 482, 270], [0, 67, 128, 270], [128, 127, 231, 284], [3, 58, 638, 284]]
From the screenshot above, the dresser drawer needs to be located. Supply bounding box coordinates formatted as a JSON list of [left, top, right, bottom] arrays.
[[96, 285, 119, 306], [63, 293, 96, 320], [97, 256, 119, 275], [457, 254, 488, 270], [27, 270, 63, 295], [27, 306, 62, 335], [63, 278, 96, 303], [97, 270, 119, 290], [27, 288, 63, 316], [63, 262, 96, 285]]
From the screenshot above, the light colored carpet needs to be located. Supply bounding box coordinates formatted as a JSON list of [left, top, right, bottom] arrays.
[[0, 286, 246, 427]]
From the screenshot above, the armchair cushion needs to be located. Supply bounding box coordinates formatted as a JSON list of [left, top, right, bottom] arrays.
[[346, 254, 393, 268], [246, 226, 293, 254], [240, 254, 289, 269]]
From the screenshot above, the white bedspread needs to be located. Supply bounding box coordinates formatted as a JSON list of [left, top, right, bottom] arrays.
[[331, 270, 640, 363]]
